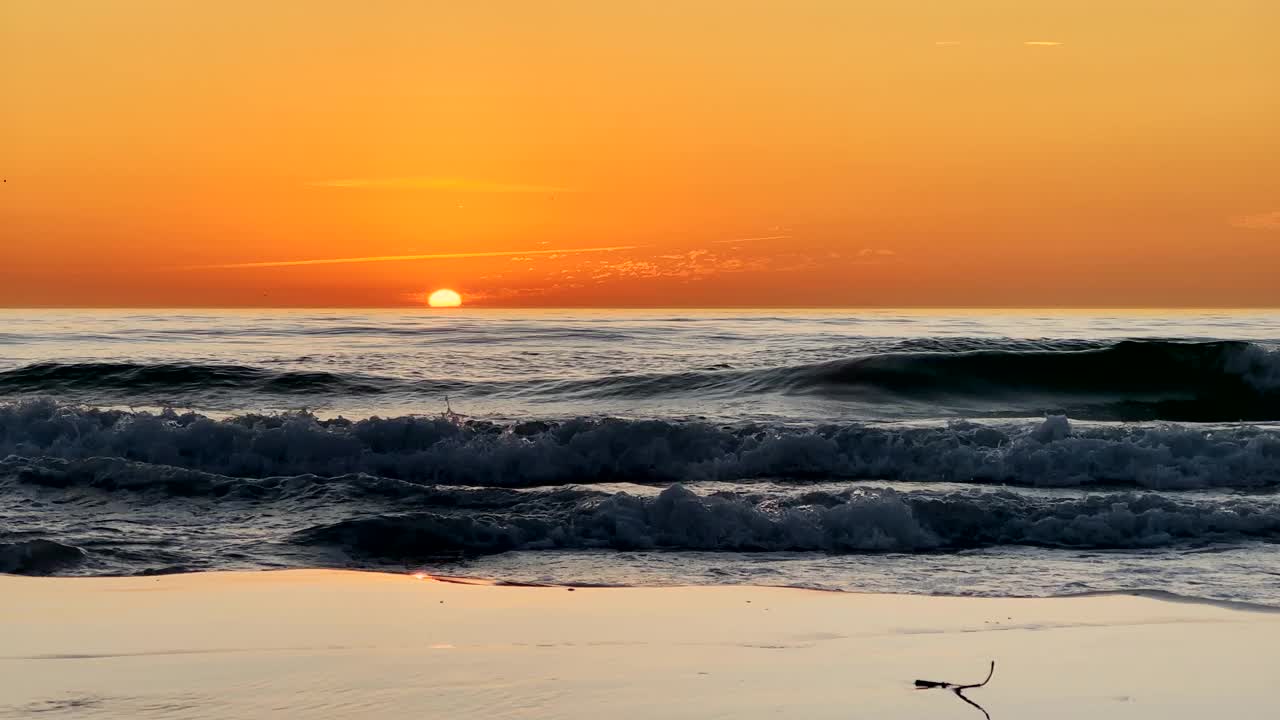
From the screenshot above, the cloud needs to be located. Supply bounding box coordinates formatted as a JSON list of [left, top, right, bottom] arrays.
[[710, 234, 792, 245], [592, 259, 664, 280], [182, 245, 639, 270], [455, 239, 894, 302], [1024, 41, 1064, 46], [446, 282, 590, 304], [1230, 211, 1280, 230], [582, 248, 812, 283], [307, 177, 576, 193]]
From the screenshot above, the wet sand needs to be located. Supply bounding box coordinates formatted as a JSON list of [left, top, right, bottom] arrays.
[[3, 570, 1276, 719]]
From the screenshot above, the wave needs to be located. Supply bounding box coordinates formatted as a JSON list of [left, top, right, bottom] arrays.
[[544, 339, 1280, 420], [1050, 589, 1280, 614], [294, 484, 1280, 557], [0, 362, 405, 395], [1, 455, 559, 506], [776, 339, 1280, 421], [0, 539, 86, 574], [1, 340, 1276, 421], [3, 400, 1279, 490]]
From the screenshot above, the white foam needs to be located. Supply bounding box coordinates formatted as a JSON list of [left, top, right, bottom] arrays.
[[2, 399, 1278, 490]]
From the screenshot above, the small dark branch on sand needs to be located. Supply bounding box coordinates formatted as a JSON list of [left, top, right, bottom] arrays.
[[915, 662, 995, 720], [914, 660, 995, 691]]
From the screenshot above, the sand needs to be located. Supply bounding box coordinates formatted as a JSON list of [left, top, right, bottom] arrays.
[[2, 570, 1277, 719]]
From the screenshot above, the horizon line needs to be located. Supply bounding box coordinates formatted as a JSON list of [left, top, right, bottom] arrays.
[[3, 304, 1277, 311]]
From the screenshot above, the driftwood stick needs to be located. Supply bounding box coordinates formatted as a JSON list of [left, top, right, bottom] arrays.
[[914, 661, 995, 690], [952, 688, 991, 720], [914, 662, 995, 720], [956, 660, 996, 690]]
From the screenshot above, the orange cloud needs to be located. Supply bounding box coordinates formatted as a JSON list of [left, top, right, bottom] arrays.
[[183, 246, 639, 270], [1230, 212, 1280, 230], [710, 234, 793, 244]]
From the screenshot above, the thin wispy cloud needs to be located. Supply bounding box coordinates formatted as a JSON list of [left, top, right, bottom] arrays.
[[1024, 41, 1064, 46], [710, 234, 793, 244], [1230, 211, 1280, 231], [581, 249, 818, 283], [182, 246, 639, 270], [307, 177, 576, 193]]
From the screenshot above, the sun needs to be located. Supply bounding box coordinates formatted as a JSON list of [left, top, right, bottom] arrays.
[[427, 288, 463, 308]]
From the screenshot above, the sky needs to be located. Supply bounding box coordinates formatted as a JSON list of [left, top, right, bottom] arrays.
[[2, 1, 1278, 308]]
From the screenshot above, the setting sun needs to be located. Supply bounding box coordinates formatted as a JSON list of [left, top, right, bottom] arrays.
[[427, 289, 463, 308]]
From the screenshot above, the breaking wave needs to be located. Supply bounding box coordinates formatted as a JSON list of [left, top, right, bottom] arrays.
[[4, 401, 1279, 578], [3, 400, 1279, 490], [295, 484, 1280, 557]]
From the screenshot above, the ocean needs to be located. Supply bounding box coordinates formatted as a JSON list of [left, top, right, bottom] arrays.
[[2, 309, 1278, 606]]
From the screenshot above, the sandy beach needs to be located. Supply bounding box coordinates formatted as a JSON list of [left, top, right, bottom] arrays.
[[3, 570, 1277, 719]]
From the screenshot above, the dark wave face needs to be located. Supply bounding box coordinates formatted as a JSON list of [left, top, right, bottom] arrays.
[[1, 340, 1277, 422], [544, 339, 1280, 421], [0, 539, 86, 574], [780, 339, 1280, 421]]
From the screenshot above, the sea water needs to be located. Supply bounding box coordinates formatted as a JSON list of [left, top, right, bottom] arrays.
[[1, 309, 1278, 606]]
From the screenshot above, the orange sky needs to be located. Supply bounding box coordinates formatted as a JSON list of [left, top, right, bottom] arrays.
[[2, 1, 1278, 307]]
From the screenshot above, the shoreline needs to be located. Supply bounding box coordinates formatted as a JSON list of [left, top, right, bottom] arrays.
[[5, 569, 1279, 719], [15, 565, 1280, 613]]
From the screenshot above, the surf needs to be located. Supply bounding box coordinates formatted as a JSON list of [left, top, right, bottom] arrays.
[[4, 400, 1279, 490]]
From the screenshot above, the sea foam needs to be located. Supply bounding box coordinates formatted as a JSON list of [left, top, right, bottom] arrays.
[[2, 400, 1278, 490]]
